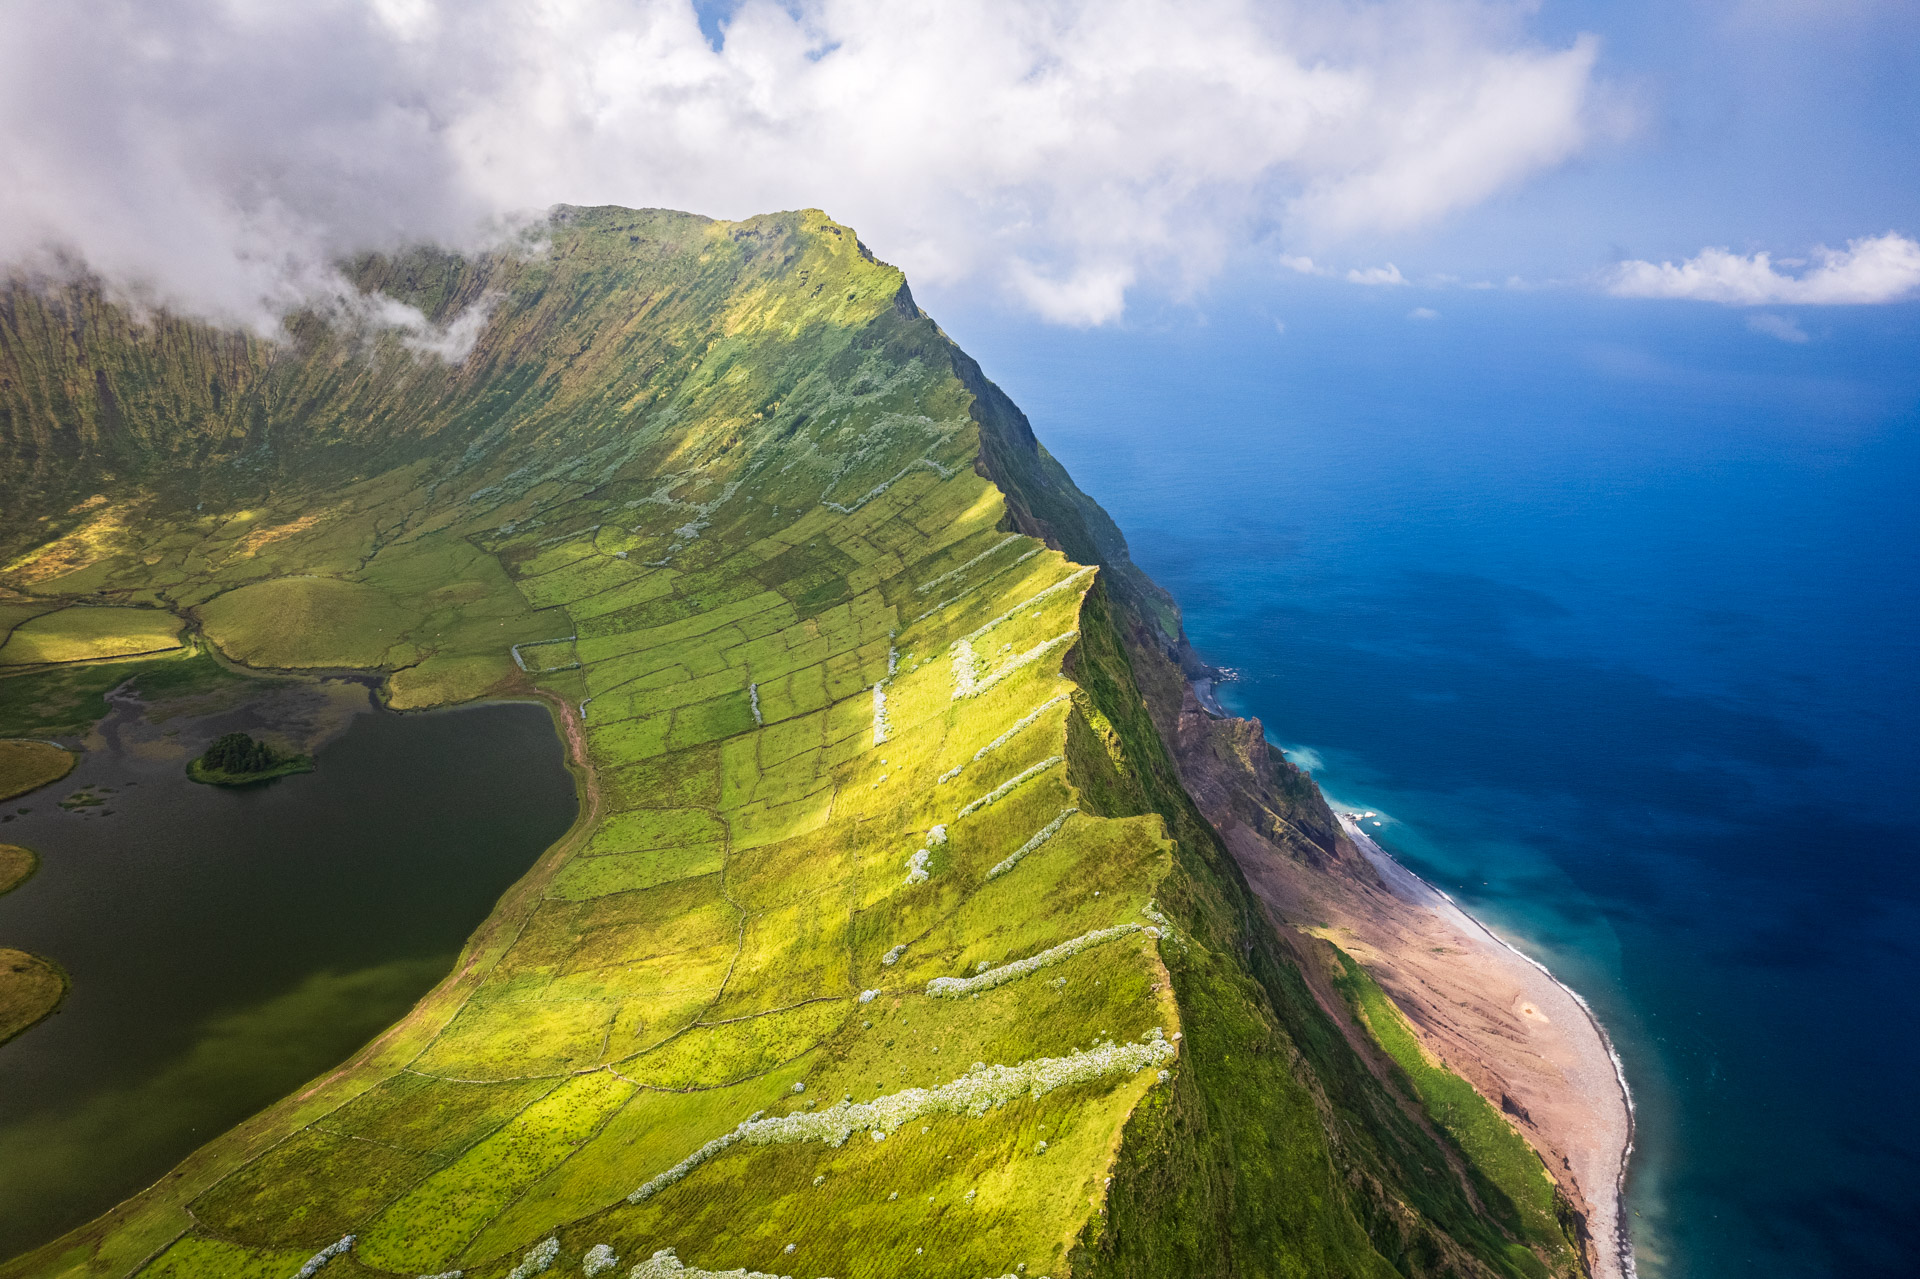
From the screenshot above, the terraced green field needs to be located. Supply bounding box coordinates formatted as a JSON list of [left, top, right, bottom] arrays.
[[0, 607, 182, 667], [0, 208, 1581, 1279]]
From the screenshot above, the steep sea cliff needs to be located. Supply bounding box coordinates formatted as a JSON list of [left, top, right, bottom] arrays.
[[1, 207, 1613, 1278]]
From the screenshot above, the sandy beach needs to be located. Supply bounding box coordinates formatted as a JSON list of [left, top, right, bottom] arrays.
[[1331, 815, 1635, 1279], [1163, 684, 1634, 1279]]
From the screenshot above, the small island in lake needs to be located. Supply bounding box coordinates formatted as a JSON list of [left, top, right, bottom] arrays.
[[0, 946, 66, 1046], [186, 732, 313, 786], [0, 843, 37, 897]]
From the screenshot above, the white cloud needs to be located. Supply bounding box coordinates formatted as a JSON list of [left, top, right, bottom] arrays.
[[0, 0, 1605, 330], [1408, 306, 1440, 320], [1746, 313, 1809, 343], [1607, 234, 1920, 305], [1347, 264, 1409, 286]]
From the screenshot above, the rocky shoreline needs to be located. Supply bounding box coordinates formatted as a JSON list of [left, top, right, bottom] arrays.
[[1156, 675, 1635, 1279]]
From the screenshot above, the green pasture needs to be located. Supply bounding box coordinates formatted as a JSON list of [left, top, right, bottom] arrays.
[[0, 606, 181, 667]]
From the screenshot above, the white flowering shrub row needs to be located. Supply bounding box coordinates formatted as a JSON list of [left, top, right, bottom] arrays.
[[583, 1244, 619, 1276], [625, 1247, 790, 1279], [955, 756, 1063, 820], [821, 454, 953, 515], [938, 763, 965, 783], [293, 1234, 353, 1278], [903, 849, 929, 886], [950, 640, 980, 699], [927, 824, 948, 845], [957, 631, 1080, 702], [881, 944, 907, 966], [871, 682, 892, 746], [972, 694, 1070, 763], [962, 566, 1097, 646], [749, 682, 762, 726], [915, 535, 1022, 597], [985, 807, 1079, 880], [505, 1237, 559, 1279], [626, 1040, 1175, 1204], [912, 546, 1043, 625], [926, 924, 1140, 998]]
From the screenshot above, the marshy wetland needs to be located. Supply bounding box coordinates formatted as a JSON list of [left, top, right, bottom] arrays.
[[0, 674, 577, 1258]]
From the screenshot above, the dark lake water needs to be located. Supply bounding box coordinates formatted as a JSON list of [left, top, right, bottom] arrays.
[[0, 694, 578, 1260], [936, 286, 1920, 1279]]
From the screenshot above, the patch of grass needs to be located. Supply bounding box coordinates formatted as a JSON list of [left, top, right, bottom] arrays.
[[0, 606, 182, 666], [190, 1128, 443, 1251], [199, 577, 413, 669], [0, 947, 67, 1046], [0, 844, 36, 896], [313, 1072, 563, 1161], [1327, 944, 1573, 1266], [0, 740, 77, 801], [138, 1235, 309, 1279], [356, 1071, 636, 1274], [386, 652, 515, 709]]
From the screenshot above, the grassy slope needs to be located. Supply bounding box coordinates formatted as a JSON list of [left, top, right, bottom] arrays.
[[0, 741, 76, 802], [0, 208, 1575, 1279], [1326, 947, 1573, 1273], [0, 947, 68, 1046]]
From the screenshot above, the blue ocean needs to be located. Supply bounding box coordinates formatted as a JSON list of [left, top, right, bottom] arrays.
[[936, 285, 1920, 1279]]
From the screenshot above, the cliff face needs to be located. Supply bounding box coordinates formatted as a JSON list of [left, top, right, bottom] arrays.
[[0, 207, 1580, 1279]]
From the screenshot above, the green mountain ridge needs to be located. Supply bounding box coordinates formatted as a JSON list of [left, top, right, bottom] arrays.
[[0, 207, 1582, 1279]]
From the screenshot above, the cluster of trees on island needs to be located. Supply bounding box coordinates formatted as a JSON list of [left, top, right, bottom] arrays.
[[189, 732, 312, 785]]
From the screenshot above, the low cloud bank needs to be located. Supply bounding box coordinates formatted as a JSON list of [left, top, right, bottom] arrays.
[[1607, 233, 1920, 305], [0, 0, 1603, 332]]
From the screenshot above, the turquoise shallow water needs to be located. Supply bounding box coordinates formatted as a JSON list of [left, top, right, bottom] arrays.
[[0, 696, 577, 1259], [936, 286, 1920, 1278]]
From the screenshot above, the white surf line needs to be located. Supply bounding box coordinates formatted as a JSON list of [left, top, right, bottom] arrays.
[[926, 923, 1140, 997], [1337, 815, 1638, 1279], [985, 807, 1079, 880], [911, 546, 1044, 624], [973, 693, 1071, 762], [954, 756, 1064, 821], [624, 1037, 1177, 1204], [915, 534, 1024, 595]]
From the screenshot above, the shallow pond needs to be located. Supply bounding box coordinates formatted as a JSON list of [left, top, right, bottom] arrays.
[[0, 690, 578, 1260]]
